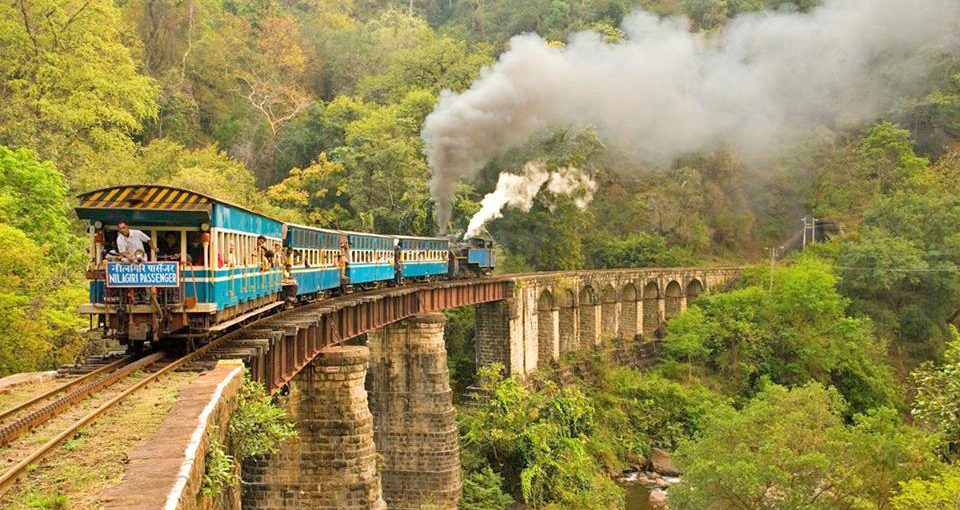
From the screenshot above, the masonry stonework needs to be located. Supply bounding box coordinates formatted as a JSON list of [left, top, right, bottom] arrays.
[[366, 313, 462, 510], [242, 346, 385, 510], [475, 268, 738, 377]]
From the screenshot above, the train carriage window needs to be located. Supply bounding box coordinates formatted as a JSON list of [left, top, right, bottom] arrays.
[[186, 231, 203, 267]]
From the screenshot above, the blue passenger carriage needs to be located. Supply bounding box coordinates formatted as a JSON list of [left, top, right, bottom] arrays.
[[341, 231, 395, 287], [395, 235, 449, 280], [284, 224, 341, 298], [75, 185, 285, 348]]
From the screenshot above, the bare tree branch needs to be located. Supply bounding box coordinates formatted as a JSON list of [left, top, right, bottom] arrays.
[[17, 0, 40, 54]]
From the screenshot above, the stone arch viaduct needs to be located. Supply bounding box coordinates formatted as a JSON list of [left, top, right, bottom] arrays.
[[476, 268, 736, 377], [116, 267, 738, 510]]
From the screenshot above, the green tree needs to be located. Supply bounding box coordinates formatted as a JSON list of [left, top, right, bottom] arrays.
[[460, 466, 514, 510], [670, 383, 938, 510], [666, 257, 896, 412], [0, 0, 158, 186], [682, 0, 728, 32], [891, 464, 960, 510], [460, 364, 623, 508], [837, 189, 960, 356], [0, 146, 85, 374], [357, 34, 492, 104], [910, 331, 960, 459], [585, 232, 694, 269]]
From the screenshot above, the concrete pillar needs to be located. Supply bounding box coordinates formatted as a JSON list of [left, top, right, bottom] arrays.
[[243, 346, 385, 510], [367, 314, 462, 510]]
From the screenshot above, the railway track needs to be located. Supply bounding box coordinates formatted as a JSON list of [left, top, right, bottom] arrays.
[[0, 291, 327, 497], [0, 274, 536, 496]]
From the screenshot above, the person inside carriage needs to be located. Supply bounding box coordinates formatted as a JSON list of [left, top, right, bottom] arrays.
[[116, 221, 152, 263], [257, 235, 275, 266], [158, 232, 181, 260], [186, 232, 205, 265]]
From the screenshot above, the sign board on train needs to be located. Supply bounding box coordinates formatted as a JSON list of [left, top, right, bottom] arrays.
[[105, 262, 180, 288]]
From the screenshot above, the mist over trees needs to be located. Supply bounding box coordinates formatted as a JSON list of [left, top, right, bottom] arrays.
[[1, 0, 960, 508]]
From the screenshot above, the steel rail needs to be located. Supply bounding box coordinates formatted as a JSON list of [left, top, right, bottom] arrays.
[[0, 302, 292, 497], [0, 352, 166, 447], [0, 355, 134, 423]]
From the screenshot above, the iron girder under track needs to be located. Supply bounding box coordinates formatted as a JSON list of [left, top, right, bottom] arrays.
[[226, 278, 510, 393]]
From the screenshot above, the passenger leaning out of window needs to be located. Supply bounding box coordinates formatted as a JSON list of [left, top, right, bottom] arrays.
[[116, 221, 152, 263]]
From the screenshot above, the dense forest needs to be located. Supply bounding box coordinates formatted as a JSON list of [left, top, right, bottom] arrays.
[[1, 0, 960, 508]]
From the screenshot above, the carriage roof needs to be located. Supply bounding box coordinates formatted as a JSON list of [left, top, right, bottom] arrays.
[[393, 234, 449, 242], [75, 185, 282, 226]]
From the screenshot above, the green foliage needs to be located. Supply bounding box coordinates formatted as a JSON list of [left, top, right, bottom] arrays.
[[444, 307, 477, 392], [0, 0, 157, 185], [0, 147, 84, 375], [460, 363, 623, 509], [200, 437, 236, 498], [0, 146, 73, 252], [23, 493, 68, 509], [910, 330, 960, 459], [682, 0, 728, 32], [228, 378, 298, 460], [585, 232, 694, 269], [891, 463, 960, 510], [670, 383, 938, 510], [666, 257, 897, 412], [837, 186, 960, 356], [460, 466, 515, 510], [460, 358, 729, 509]]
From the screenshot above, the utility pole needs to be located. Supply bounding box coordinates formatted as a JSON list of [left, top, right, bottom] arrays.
[[766, 246, 778, 292], [801, 216, 807, 249]]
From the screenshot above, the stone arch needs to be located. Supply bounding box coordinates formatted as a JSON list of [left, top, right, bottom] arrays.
[[620, 283, 639, 340], [686, 279, 703, 304], [537, 290, 558, 363], [558, 289, 578, 354], [600, 284, 619, 341], [665, 280, 683, 319], [642, 280, 660, 338], [578, 285, 599, 348]]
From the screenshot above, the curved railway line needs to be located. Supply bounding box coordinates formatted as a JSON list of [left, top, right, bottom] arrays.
[[0, 268, 735, 498], [0, 277, 425, 497]]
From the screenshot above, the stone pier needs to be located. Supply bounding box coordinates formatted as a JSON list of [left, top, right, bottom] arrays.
[[367, 313, 462, 510], [242, 346, 385, 510]]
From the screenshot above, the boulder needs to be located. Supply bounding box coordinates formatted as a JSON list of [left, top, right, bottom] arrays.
[[650, 448, 682, 476], [649, 488, 669, 509]]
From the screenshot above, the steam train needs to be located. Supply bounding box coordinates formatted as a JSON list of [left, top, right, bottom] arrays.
[[76, 185, 495, 350]]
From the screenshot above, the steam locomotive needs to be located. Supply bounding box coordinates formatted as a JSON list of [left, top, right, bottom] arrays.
[[76, 185, 495, 350]]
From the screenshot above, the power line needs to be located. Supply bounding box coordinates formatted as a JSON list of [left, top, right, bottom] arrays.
[[833, 266, 959, 273]]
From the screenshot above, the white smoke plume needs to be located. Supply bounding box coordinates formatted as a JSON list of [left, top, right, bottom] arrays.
[[423, 0, 960, 232], [465, 161, 596, 237]]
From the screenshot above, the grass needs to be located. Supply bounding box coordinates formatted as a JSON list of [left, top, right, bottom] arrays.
[[22, 494, 67, 509], [0, 371, 198, 510]]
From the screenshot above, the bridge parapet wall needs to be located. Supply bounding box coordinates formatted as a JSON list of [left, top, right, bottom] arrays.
[[476, 267, 739, 377], [102, 361, 245, 510]]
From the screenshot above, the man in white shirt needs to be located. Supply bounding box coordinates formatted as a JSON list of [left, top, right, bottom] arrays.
[[116, 221, 152, 262]]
